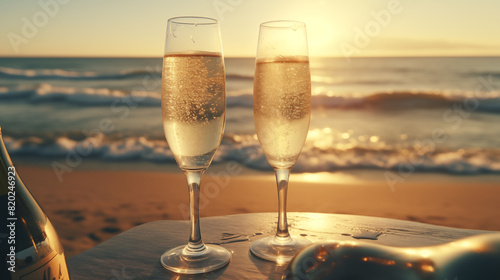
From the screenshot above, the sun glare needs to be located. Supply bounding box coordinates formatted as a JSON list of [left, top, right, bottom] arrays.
[[294, 172, 363, 185], [303, 16, 340, 57]]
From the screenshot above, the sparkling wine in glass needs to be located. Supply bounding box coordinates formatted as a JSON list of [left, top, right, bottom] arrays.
[[159, 16, 231, 274], [250, 20, 312, 264]]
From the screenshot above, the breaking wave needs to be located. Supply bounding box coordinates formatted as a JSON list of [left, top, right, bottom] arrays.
[[3, 134, 500, 175], [2, 84, 500, 113]]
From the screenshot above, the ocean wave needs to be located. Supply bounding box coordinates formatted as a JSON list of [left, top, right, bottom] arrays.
[[0, 66, 406, 85], [0, 83, 160, 106], [3, 134, 500, 175], [0, 66, 258, 82], [226, 73, 254, 81], [0, 66, 160, 80], [227, 91, 500, 113], [311, 75, 401, 85], [2, 84, 500, 113], [468, 71, 500, 79], [295, 146, 500, 175]]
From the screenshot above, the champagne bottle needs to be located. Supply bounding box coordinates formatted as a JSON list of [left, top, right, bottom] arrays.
[[283, 233, 500, 280], [0, 127, 70, 279]]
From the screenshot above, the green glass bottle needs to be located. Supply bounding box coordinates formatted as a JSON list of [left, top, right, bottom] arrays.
[[0, 127, 70, 279]]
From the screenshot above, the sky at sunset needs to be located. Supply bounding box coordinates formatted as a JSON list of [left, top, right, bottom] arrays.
[[1, 0, 499, 57]]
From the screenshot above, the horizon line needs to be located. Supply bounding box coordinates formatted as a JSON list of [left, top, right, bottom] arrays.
[[2, 54, 500, 59]]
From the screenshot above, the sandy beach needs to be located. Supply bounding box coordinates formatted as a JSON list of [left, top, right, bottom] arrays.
[[16, 164, 500, 257]]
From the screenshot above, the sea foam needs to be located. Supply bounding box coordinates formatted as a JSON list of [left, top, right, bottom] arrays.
[[4, 134, 500, 175]]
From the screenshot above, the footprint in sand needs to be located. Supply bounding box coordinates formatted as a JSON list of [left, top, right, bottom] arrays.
[[55, 209, 85, 222], [88, 233, 101, 242], [101, 227, 121, 234], [72, 216, 85, 222]]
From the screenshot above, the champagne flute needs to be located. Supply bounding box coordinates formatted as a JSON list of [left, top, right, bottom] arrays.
[[250, 20, 312, 263], [159, 16, 231, 274]]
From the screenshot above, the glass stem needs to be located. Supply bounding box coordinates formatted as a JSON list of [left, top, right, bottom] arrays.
[[275, 168, 291, 241], [184, 170, 207, 255]]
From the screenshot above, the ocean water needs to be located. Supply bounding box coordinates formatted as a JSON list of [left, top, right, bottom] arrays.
[[0, 56, 499, 175]]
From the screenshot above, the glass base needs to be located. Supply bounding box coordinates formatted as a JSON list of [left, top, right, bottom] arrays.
[[250, 236, 311, 264], [160, 244, 231, 274]]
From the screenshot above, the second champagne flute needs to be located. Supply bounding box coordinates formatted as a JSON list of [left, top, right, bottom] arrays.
[[250, 20, 312, 263]]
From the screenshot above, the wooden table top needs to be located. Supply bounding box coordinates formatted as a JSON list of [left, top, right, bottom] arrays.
[[67, 212, 488, 280]]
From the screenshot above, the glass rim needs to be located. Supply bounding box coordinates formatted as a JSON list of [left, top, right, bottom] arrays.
[[168, 16, 218, 25], [260, 20, 306, 29]]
